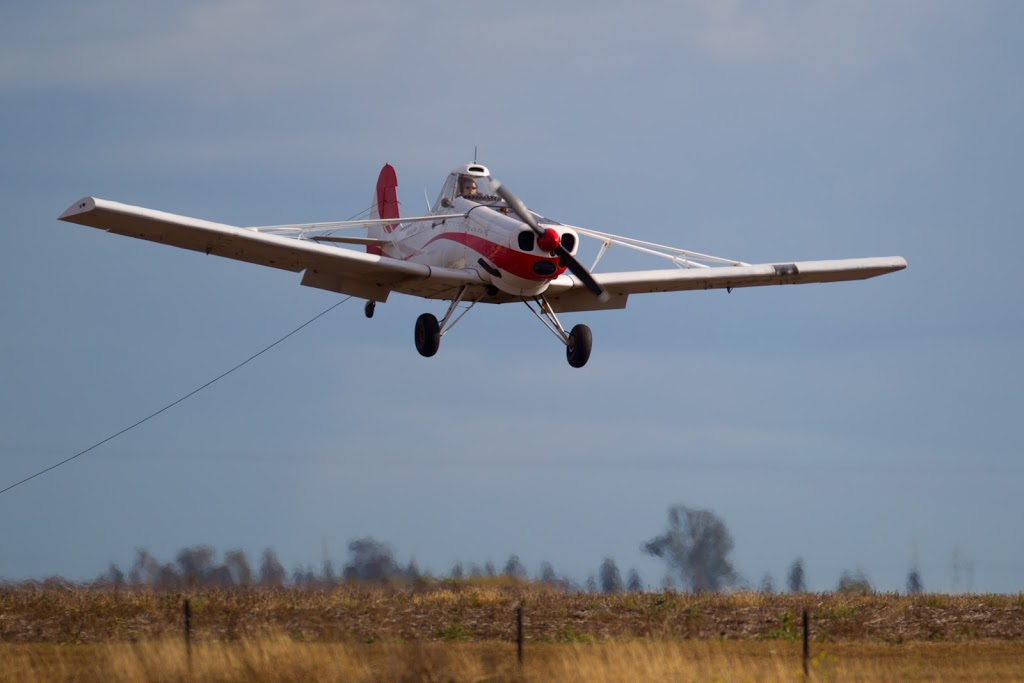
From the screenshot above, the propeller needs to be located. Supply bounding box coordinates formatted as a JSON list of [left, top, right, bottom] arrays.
[[493, 181, 609, 302]]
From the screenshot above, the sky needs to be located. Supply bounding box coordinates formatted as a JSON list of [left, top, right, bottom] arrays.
[[2, 1, 1022, 593]]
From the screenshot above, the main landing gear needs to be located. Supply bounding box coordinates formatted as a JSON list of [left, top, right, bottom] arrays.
[[409, 291, 594, 368], [414, 313, 440, 357], [413, 286, 477, 359], [565, 323, 593, 369], [525, 297, 592, 368]]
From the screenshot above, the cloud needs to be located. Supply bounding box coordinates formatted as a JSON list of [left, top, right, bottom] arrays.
[[3, 1, 974, 98], [684, 0, 966, 81]]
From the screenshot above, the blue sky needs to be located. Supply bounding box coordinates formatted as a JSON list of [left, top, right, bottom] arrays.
[[2, 1, 1022, 592]]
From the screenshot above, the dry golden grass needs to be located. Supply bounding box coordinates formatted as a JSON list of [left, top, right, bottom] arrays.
[[1, 638, 1024, 682]]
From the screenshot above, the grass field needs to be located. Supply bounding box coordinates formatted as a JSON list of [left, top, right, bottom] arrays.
[[1, 584, 1022, 681], [3, 639, 1024, 682]]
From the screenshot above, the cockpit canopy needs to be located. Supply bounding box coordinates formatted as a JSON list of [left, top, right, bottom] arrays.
[[433, 164, 499, 210], [432, 164, 573, 253]]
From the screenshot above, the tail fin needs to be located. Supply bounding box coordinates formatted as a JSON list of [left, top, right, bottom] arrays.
[[368, 163, 399, 255]]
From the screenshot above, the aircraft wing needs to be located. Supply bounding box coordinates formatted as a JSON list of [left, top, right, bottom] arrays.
[[58, 197, 481, 302], [544, 257, 908, 312]]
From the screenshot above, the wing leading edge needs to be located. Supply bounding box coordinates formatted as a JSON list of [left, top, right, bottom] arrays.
[[58, 197, 480, 302], [544, 257, 908, 312], [59, 197, 905, 311]]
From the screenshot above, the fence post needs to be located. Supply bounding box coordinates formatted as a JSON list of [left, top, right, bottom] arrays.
[[516, 605, 524, 669], [802, 608, 809, 677], [184, 598, 192, 668]]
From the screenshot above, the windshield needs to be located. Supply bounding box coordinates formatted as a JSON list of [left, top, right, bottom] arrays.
[[433, 173, 501, 211], [433, 171, 561, 223], [457, 174, 498, 200]]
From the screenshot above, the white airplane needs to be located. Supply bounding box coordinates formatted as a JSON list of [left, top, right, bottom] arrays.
[[59, 163, 906, 368]]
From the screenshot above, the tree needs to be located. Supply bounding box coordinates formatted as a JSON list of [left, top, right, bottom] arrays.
[[626, 568, 643, 593], [342, 537, 402, 581], [599, 557, 623, 593], [104, 563, 126, 588], [206, 564, 234, 587], [907, 543, 923, 594], [906, 568, 924, 595], [128, 548, 179, 588], [537, 561, 574, 591], [292, 564, 317, 588], [225, 549, 253, 586], [128, 548, 159, 586], [177, 546, 216, 586], [759, 573, 776, 594], [321, 542, 336, 585], [406, 557, 422, 581], [258, 548, 286, 587], [787, 558, 806, 593], [643, 505, 738, 592], [503, 554, 527, 580], [837, 569, 873, 594]]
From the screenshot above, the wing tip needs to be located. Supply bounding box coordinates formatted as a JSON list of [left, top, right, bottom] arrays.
[[58, 197, 97, 221]]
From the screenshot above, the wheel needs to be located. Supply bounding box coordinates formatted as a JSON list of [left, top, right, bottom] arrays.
[[414, 313, 441, 357], [364, 301, 376, 319], [566, 323, 592, 368]]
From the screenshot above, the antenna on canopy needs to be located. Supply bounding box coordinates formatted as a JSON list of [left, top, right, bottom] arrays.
[[474, 146, 478, 163]]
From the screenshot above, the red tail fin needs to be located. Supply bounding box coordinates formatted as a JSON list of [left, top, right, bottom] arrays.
[[368, 164, 399, 255]]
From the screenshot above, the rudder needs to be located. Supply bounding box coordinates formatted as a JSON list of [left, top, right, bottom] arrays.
[[368, 163, 399, 255]]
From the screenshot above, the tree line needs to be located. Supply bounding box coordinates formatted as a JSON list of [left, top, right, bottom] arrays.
[[91, 540, 647, 593], [57, 504, 924, 593]]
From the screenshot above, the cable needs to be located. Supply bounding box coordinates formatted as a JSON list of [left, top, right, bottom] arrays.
[[0, 297, 352, 497]]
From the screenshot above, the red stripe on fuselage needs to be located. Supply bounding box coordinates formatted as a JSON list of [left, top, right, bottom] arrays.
[[418, 232, 566, 282]]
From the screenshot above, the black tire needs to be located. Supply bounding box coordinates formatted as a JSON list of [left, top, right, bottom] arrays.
[[566, 323, 592, 368], [414, 313, 441, 357], [364, 301, 376, 319]]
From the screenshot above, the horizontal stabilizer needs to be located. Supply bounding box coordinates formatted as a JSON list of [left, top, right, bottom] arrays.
[[311, 235, 391, 247]]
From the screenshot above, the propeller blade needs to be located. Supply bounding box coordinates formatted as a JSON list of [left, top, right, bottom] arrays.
[[493, 182, 544, 237], [557, 245, 610, 301], [494, 180, 609, 302]]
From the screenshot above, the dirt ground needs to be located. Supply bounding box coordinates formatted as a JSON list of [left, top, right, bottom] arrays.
[[1, 585, 1021, 645]]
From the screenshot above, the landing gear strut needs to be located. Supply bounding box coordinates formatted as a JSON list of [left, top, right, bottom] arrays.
[[413, 286, 480, 358], [525, 297, 594, 368]]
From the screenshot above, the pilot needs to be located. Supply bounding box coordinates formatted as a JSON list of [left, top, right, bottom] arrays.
[[459, 177, 478, 197]]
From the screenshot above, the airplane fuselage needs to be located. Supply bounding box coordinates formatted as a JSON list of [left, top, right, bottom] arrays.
[[380, 187, 579, 299]]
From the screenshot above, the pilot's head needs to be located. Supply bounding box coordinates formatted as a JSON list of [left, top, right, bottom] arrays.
[[460, 177, 478, 196]]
